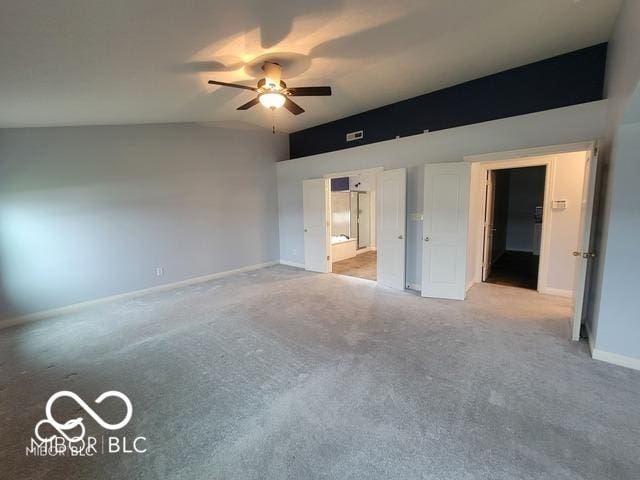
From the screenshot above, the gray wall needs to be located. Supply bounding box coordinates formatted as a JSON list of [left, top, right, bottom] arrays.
[[593, 121, 640, 358], [0, 123, 288, 319], [277, 101, 606, 287], [587, 0, 640, 360], [505, 167, 545, 253]]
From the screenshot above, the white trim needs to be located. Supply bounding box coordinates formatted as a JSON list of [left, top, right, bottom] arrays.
[[592, 349, 640, 371], [322, 166, 383, 179], [279, 259, 305, 269], [584, 319, 639, 371], [0, 261, 279, 330], [471, 155, 554, 294], [539, 287, 574, 298], [464, 141, 595, 164]]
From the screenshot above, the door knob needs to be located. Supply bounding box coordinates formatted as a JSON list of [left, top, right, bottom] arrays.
[[304, 229, 308, 233], [424, 236, 430, 242], [398, 235, 404, 240], [572, 251, 581, 256], [583, 252, 597, 259]]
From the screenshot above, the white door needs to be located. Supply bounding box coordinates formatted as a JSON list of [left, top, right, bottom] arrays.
[[571, 147, 599, 341], [358, 192, 371, 249], [378, 169, 406, 289], [303, 178, 329, 273], [482, 170, 496, 281], [422, 162, 470, 300]]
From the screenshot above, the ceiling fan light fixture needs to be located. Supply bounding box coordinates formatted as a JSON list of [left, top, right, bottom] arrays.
[[259, 92, 286, 110]]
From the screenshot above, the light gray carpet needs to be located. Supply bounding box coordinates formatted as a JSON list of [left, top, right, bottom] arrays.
[[1, 265, 639, 479]]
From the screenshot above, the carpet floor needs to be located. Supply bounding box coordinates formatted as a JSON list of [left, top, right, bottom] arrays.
[[1, 265, 639, 479]]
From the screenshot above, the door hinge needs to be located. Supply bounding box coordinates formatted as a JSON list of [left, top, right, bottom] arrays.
[[327, 255, 330, 261]]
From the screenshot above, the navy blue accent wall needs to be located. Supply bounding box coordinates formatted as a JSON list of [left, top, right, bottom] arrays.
[[331, 177, 349, 191], [289, 43, 607, 159]]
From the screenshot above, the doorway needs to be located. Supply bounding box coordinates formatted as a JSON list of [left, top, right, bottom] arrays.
[[302, 167, 407, 290], [329, 174, 377, 281], [483, 166, 546, 290]]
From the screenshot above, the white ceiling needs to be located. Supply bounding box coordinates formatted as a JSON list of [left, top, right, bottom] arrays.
[[0, 0, 622, 132]]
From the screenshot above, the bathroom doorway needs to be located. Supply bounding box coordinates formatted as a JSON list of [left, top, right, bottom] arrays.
[[329, 173, 377, 281]]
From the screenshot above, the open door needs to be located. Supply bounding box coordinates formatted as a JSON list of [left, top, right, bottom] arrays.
[[378, 169, 406, 289], [482, 170, 496, 281], [422, 162, 470, 300], [571, 146, 599, 341], [303, 178, 330, 273]]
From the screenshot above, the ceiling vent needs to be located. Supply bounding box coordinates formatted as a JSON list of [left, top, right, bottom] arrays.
[[346, 130, 364, 142]]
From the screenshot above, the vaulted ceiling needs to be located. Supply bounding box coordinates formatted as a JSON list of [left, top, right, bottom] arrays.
[[0, 0, 622, 132]]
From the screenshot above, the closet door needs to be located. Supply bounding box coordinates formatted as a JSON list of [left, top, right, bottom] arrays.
[[378, 169, 406, 290], [422, 162, 470, 300], [303, 179, 329, 273]]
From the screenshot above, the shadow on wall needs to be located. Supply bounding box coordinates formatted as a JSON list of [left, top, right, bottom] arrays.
[[0, 254, 18, 319], [0, 124, 286, 321]]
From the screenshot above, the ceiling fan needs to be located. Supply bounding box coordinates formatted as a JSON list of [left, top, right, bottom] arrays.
[[208, 61, 331, 115]]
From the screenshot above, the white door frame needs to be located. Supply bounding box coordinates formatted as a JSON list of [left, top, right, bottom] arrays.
[[465, 141, 596, 293], [322, 167, 383, 276], [471, 156, 553, 293]]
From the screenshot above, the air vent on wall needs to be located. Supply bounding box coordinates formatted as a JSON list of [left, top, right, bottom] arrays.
[[346, 130, 364, 142]]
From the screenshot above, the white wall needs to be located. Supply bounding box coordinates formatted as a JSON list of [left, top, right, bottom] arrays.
[[546, 151, 587, 294], [278, 101, 607, 287], [0, 123, 288, 320]]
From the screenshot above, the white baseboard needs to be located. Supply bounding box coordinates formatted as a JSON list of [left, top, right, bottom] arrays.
[[0, 261, 279, 330], [539, 287, 574, 298], [279, 259, 305, 269], [406, 282, 421, 291], [592, 348, 640, 371]]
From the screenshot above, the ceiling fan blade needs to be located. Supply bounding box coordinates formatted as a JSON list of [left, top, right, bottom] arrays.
[[237, 97, 260, 110], [284, 97, 305, 115], [286, 86, 332, 96], [208, 80, 257, 91]]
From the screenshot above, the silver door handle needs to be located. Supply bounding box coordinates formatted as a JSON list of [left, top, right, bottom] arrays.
[[424, 236, 430, 242]]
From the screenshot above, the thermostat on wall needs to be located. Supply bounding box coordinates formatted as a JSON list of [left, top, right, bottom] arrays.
[[552, 200, 567, 210]]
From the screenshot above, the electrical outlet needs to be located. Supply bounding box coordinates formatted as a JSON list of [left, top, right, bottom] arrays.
[[156, 267, 164, 277]]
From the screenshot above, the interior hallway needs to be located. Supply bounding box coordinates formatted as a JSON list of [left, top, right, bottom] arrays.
[[485, 251, 540, 290], [1, 265, 639, 479], [331, 251, 377, 281]]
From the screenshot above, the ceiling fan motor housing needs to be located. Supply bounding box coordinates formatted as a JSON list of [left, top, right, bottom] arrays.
[[262, 62, 282, 90]]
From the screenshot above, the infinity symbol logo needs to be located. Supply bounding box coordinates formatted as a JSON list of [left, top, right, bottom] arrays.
[[34, 391, 133, 443]]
